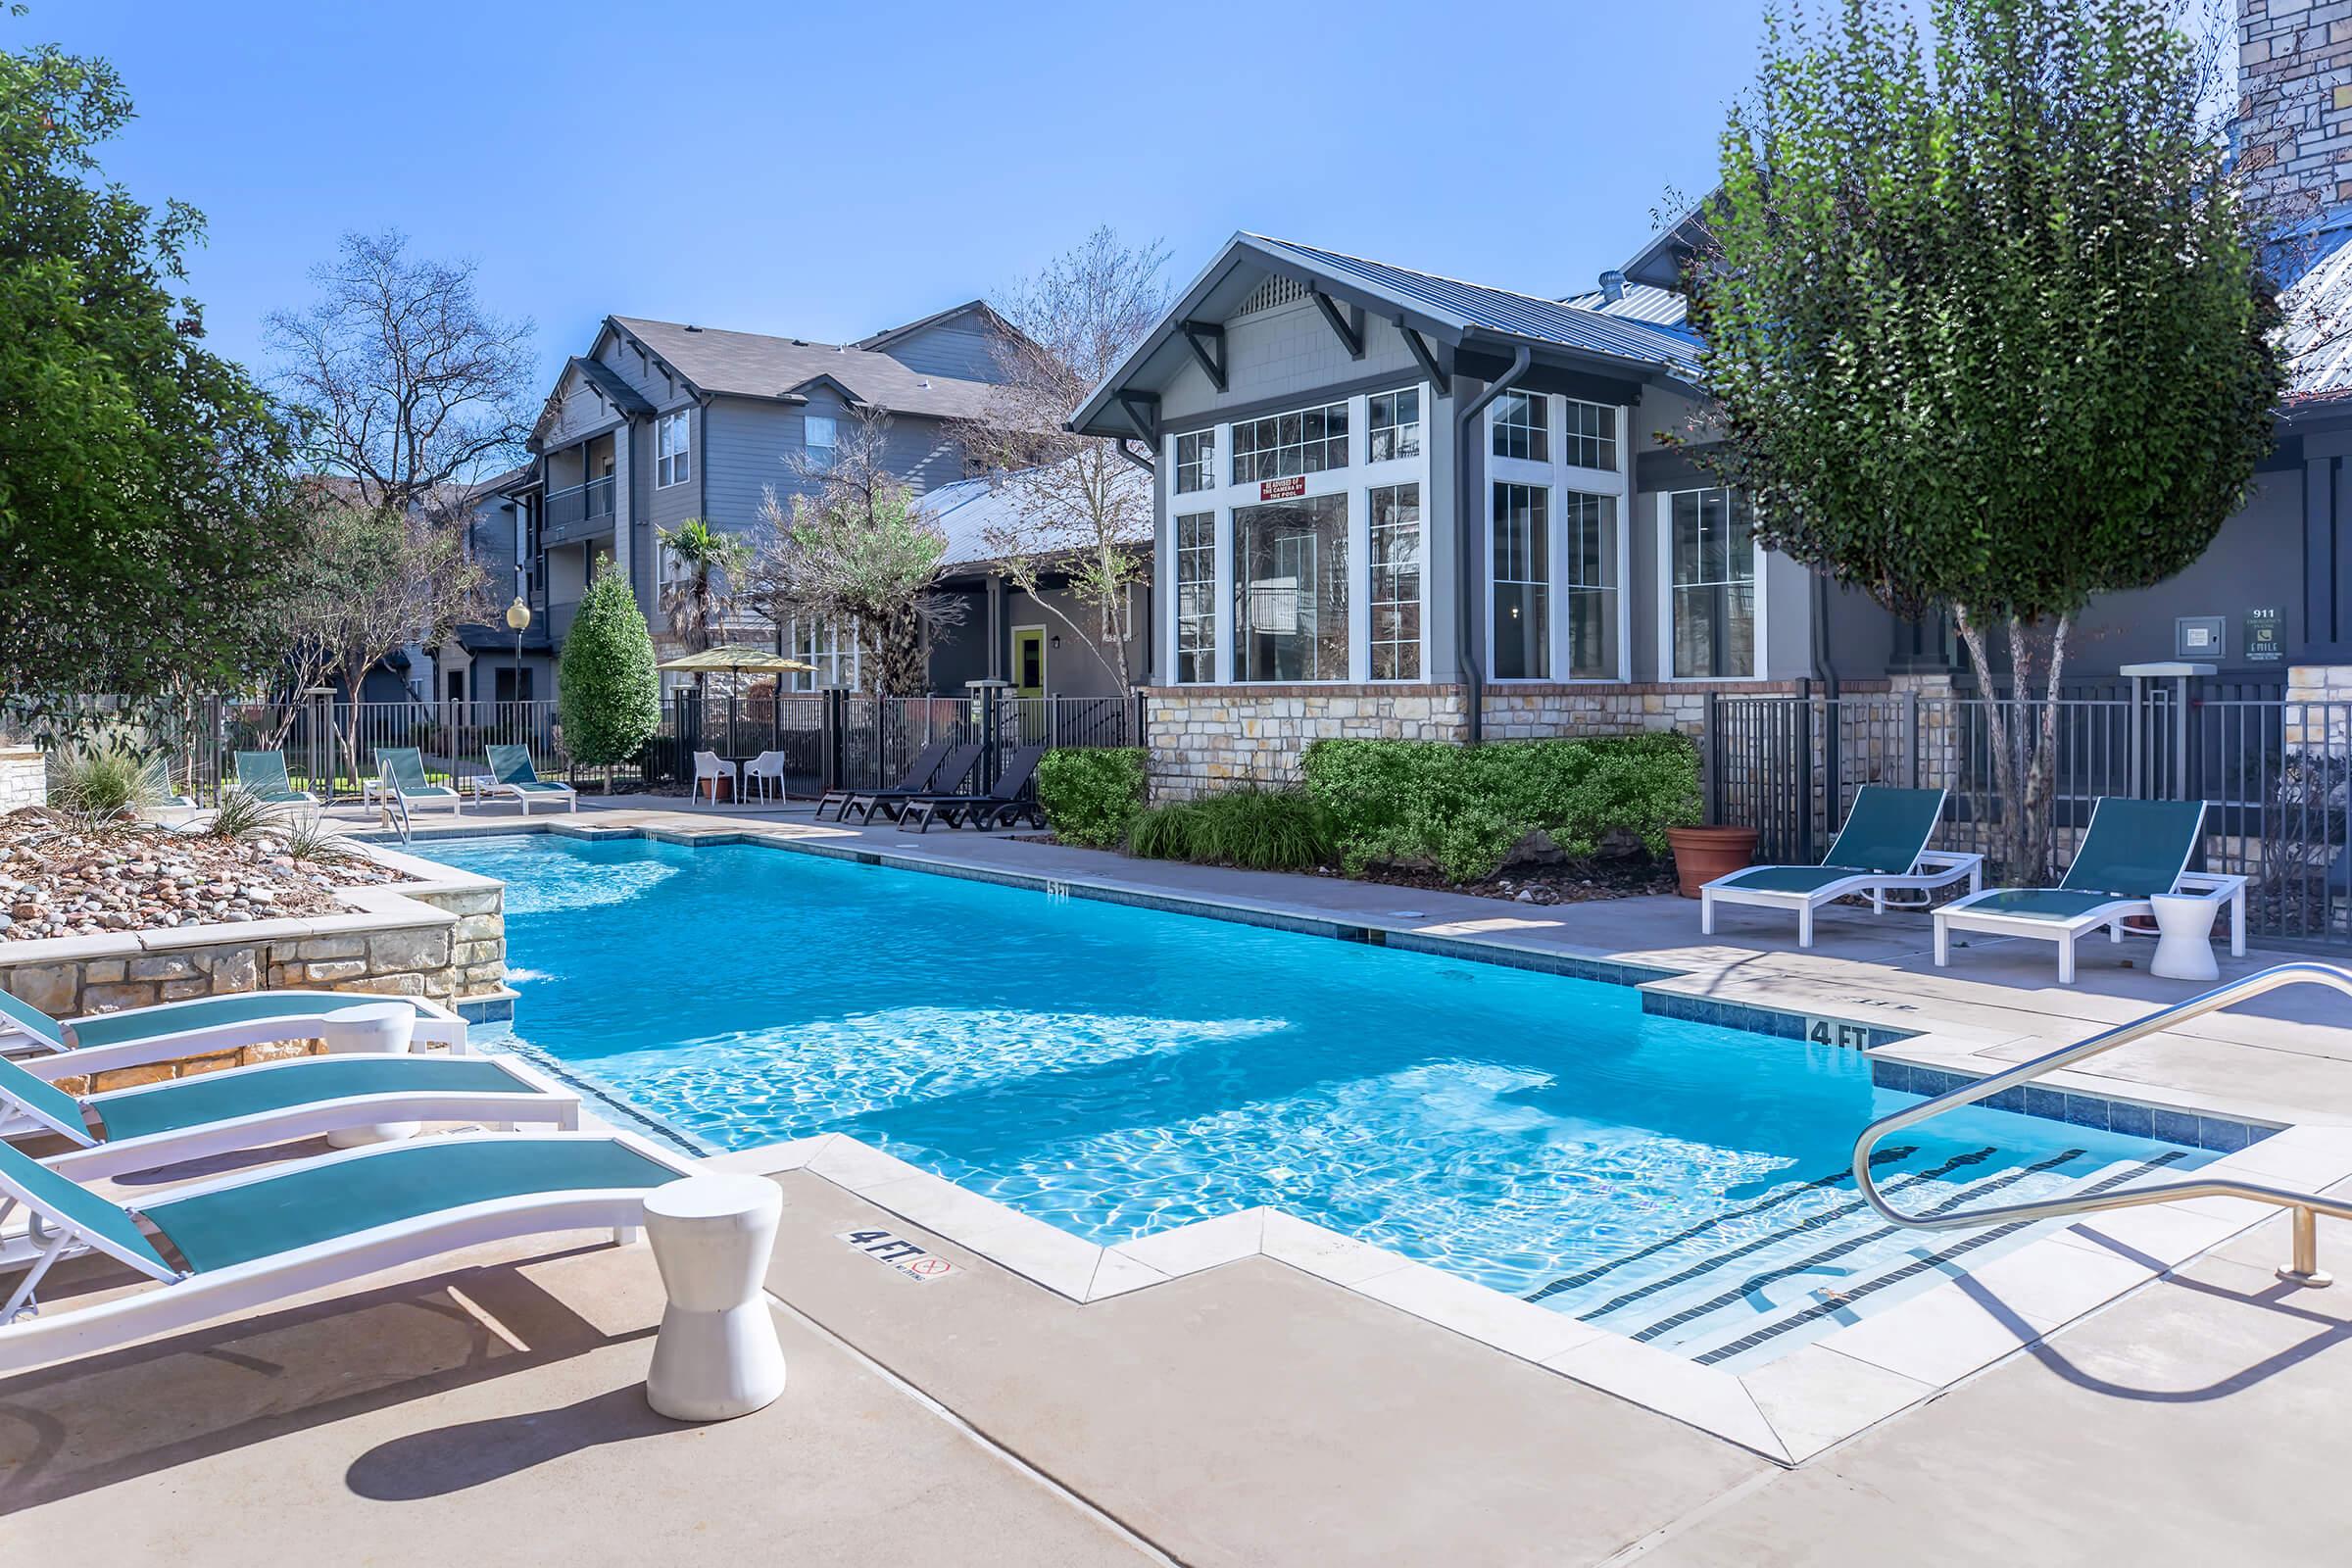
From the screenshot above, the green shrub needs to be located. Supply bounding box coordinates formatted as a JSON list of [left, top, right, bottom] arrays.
[[559, 562, 662, 772], [1127, 784, 1334, 872], [1301, 734, 1701, 883], [1035, 748, 1146, 848]]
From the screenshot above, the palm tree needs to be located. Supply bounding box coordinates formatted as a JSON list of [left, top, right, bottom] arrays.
[[656, 518, 752, 698]]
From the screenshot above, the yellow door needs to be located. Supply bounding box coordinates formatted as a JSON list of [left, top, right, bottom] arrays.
[[1011, 628, 1046, 699]]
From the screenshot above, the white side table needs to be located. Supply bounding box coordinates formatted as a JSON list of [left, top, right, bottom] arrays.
[[644, 1175, 786, 1422], [2148, 893, 2221, 983], [317, 1001, 419, 1147]]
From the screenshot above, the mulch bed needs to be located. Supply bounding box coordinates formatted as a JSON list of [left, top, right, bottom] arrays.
[[0, 808, 403, 942]]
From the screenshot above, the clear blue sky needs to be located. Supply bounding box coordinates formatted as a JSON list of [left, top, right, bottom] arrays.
[[35, 0, 1774, 386]]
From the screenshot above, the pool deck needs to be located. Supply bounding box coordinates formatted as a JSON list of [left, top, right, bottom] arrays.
[[9, 795, 2352, 1557]]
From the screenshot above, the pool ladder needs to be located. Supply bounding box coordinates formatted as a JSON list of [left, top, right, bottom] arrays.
[[1853, 961, 2352, 1287]]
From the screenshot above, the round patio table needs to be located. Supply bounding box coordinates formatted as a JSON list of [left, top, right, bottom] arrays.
[[643, 1174, 787, 1421], [2148, 893, 2221, 983]]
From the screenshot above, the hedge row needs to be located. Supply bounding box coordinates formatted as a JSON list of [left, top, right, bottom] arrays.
[[1299, 734, 1702, 883]]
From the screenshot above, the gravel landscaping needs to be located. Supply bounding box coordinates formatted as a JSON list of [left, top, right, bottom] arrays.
[[0, 808, 406, 941]]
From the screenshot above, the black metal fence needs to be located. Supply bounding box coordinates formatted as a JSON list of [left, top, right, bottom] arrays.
[[1709, 672, 2351, 947], [179, 696, 636, 804]]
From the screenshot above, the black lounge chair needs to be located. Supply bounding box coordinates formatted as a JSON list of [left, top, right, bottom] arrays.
[[898, 744, 1048, 833], [836, 742, 981, 824], [816, 738, 952, 821]]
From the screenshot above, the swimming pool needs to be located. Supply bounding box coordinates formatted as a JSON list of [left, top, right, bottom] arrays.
[[427, 831, 2216, 1366]]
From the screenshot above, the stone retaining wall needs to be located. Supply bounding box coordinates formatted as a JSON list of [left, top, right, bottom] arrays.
[[0, 748, 42, 812], [0, 847, 505, 1095]]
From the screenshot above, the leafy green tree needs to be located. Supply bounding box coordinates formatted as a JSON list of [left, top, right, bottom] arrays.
[[0, 28, 305, 712], [1689, 0, 2283, 879], [558, 560, 661, 781]]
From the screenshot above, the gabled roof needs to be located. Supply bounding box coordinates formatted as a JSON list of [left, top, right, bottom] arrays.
[[1556, 281, 1689, 328], [1069, 232, 1702, 438], [915, 459, 1152, 569], [2279, 225, 2352, 405], [853, 298, 1011, 353], [607, 316, 1002, 420], [566, 355, 656, 418]]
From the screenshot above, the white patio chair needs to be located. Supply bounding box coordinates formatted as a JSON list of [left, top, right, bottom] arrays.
[[691, 750, 738, 806], [742, 750, 789, 804]]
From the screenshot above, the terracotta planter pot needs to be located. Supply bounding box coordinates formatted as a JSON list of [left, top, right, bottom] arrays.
[[1666, 824, 1757, 899]]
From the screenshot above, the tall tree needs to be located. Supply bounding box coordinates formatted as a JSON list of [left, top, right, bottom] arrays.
[[1689, 0, 2282, 880], [952, 227, 1168, 692], [266, 228, 537, 526], [281, 500, 488, 788], [656, 517, 752, 696], [744, 411, 962, 697], [0, 26, 305, 714]]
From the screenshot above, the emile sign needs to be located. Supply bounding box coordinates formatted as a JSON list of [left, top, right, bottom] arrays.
[[1259, 475, 1306, 501], [2247, 607, 2283, 663]]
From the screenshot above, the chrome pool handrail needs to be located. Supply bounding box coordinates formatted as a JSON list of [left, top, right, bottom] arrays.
[[1852, 961, 2352, 1286]]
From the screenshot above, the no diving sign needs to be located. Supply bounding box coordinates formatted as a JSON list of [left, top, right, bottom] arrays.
[[837, 1228, 959, 1282]]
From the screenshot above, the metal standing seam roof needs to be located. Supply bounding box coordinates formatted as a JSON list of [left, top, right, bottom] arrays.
[[2280, 228, 2352, 405], [1555, 281, 1690, 328], [915, 459, 1152, 570], [1244, 235, 1706, 381]]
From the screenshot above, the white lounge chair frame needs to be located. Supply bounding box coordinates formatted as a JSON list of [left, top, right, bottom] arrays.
[[0, 991, 467, 1068], [1703, 853, 1984, 949], [1, 1051, 582, 1189], [0, 1130, 695, 1376], [1933, 800, 2249, 984]]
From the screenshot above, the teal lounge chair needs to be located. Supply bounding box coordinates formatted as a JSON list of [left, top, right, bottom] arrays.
[[0, 1130, 695, 1373], [368, 747, 464, 824], [0, 987, 467, 1073], [231, 750, 317, 806], [470, 744, 576, 814], [1701, 785, 1983, 948], [0, 1045, 578, 1183], [1934, 798, 2246, 984]]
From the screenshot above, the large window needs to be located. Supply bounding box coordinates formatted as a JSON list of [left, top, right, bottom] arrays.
[[1367, 388, 1421, 463], [1492, 391, 1547, 463], [804, 414, 838, 469], [1561, 491, 1618, 678], [1669, 488, 1758, 678], [1560, 399, 1617, 470], [1492, 483, 1549, 679], [1231, 400, 1348, 483], [1175, 430, 1217, 494], [789, 618, 858, 690], [1174, 511, 1216, 683], [656, 410, 691, 488], [1368, 484, 1420, 680], [1233, 493, 1348, 681]]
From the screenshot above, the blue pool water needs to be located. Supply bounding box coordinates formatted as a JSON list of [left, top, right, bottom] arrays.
[[428, 833, 2210, 1363]]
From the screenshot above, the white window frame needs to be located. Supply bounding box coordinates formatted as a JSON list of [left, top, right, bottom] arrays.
[[804, 413, 839, 469], [1160, 382, 1431, 686], [1654, 486, 1769, 682], [655, 410, 692, 489], [786, 616, 861, 691], [1483, 393, 1631, 684]]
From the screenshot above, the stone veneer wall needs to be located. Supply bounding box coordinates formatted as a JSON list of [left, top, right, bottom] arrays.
[[0, 748, 42, 812], [0, 881, 505, 1096], [1142, 681, 1817, 800]]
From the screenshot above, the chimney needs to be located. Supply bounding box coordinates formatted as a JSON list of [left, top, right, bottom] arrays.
[[2237, 0, 2352, 225], [1598, 269, 1628, 303]]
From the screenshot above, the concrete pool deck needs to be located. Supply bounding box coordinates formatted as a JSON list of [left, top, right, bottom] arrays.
[[9, 795, 2350, 1555]]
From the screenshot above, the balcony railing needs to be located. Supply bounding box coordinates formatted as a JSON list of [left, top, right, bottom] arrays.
[[545, 475, 615, 544]]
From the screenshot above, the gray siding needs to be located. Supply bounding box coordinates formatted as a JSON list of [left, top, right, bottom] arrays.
[[1159, 300, 1425, 426], [875, 309, 1005, 382], [701, 394, 969, 538]]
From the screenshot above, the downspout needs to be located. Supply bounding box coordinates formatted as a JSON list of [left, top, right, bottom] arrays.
[[1454, 345, 1533, 745]]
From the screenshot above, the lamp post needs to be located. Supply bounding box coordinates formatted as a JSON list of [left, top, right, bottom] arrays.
[[505, 597, 532, 730]]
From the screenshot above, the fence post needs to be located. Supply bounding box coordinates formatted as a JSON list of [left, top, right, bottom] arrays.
[[982, 690, 1004, 793], [1903, 689, 1919, 790], [823, 689, 845, 795], [1794, 679, 1816, 864], [1135, 690, 1147, 752], [1704, 691, 1723, 823]]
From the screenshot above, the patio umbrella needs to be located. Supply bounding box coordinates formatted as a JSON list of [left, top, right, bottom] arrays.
[[658, 645, 817, 797]]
